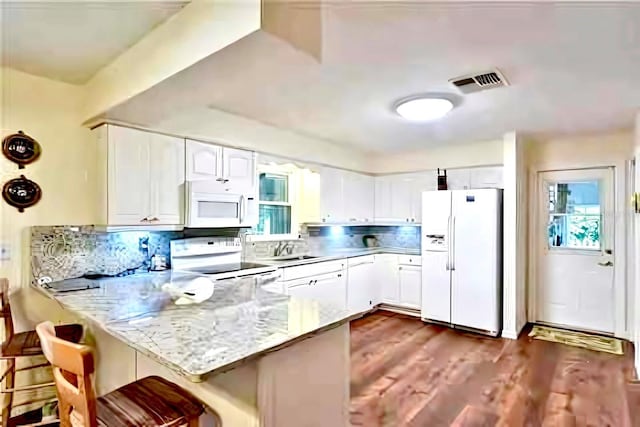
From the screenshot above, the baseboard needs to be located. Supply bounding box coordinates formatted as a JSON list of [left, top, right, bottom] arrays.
[[376, 303, 421, 318], [501, 329, 519, 340], [502, 322, 527, 340]]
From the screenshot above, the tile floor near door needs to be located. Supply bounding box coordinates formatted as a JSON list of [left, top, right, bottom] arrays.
[[350, 311, 638, 427]]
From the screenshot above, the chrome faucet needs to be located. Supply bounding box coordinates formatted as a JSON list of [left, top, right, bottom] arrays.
[[274, 241, 294, 257]]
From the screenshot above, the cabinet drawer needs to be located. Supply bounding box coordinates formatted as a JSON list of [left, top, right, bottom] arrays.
[[347, 255, 375, 267], [281, 260, 345, 281], [398, 255, 422, 266]]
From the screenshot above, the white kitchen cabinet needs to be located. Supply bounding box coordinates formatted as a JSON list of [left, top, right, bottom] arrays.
[[97, 125, 185, 226], [469, 166, 504, 189], [398, 265, 422, 309], [222, 147, 256, 193], [186, 140, 222, 181], [150, 133, 185, 225], [186, 140, 256, 194], [105, 126, 151, 225], [343, 172, 374, 223], [319, 167, 345, 223], [375, 254, 399, 304], [286, 271, 347, 310], [375, 173, 432, 223], [347, 256, 376, 313]]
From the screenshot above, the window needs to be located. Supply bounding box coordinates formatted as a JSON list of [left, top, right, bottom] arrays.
[[547, 181, 601, 250], [257, 173, 292, 235]]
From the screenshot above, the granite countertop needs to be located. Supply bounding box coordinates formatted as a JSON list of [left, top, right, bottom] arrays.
[[259, 247, 421, 268], [36, 271, 362, 382]]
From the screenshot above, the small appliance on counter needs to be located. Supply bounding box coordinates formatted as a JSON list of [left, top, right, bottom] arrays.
[[362, 235, 378, 248]]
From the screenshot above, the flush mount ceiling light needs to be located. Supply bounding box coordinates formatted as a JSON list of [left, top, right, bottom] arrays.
[[394, 96, 454, 121]]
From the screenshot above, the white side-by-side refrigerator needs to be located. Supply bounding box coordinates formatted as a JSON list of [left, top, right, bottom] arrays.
[[421, 189, 503, 336]]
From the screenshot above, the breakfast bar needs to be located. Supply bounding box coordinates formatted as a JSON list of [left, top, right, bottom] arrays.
[[31, 272, 359, 426]]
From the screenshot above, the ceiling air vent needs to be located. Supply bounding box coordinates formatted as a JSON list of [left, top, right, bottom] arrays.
[[449, 69, 509, 94]]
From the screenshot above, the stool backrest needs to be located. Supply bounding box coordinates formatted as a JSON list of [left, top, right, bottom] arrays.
[[0, 278, 14, 342], [36, 321, 97, 427]]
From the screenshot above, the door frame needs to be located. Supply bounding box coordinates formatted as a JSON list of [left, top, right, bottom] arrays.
[[528, 165, 629, 339]]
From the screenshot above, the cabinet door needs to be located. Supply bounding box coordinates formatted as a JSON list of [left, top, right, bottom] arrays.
[[186, 140, 222, 181], [469, 166, 504, 189], [222, 147, 256, 193], [390, 175, 413, 222], [313, 272, 347, 310], [421, 252, 451, 322], [445, 169, 471, 190], [374, 176, 394, 221], [319, 167, 345, 223], [107, 126, 151, 224], [344, 172, 374, 222], [399, 266, 422, 309], [347, 257, 376, 312], [411, 172, 437, 223], [376, 255, 399, 304], [149, 134, 185, 224]]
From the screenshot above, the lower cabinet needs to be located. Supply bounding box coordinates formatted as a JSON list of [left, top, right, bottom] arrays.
[[347, 256, 377, 313], [398, 265, 422, 309], [375, 254, 399, 305], [286, 271, 347, 310]]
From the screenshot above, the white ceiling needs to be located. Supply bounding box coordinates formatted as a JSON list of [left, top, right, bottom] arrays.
[[106, 2, 640, 153], [1, 1, 188, 84]]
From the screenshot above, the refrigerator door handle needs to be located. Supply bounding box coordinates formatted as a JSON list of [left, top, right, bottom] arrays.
[[451, 216, 456, 271], [446, 215, 452, 271]]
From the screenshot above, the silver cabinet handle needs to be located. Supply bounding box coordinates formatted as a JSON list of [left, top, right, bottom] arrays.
[[239, 195, 245, 224]]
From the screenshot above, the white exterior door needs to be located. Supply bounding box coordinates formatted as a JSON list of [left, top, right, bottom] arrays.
[[536, 168, 615, 333]]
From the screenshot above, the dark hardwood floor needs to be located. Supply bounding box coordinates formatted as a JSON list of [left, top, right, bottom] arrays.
[[350, 311, 639, 427]]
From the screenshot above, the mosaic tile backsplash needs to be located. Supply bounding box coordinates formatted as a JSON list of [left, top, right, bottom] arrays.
[[31, 226, 183, 284], [244, 226, 421, 260]]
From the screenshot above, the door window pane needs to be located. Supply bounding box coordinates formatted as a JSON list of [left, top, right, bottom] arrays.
[[259, 173, 288, 202], [257, 205, 291, 235], [547, 181, 601, 250]]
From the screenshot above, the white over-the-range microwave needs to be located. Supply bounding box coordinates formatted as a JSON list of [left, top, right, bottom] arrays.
[[186, 180, 258, 228]]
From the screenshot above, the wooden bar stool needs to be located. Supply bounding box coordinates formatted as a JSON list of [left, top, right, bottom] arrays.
[[36, 321, 209, 427], [0, 278, 83, 427]]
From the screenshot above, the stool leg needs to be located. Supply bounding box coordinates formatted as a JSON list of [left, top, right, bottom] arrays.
[[1, 359, 16, 427], [187, 417, 199, 427]]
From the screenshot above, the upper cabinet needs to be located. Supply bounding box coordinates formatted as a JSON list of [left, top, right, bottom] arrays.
[[96, 125, 185, 226], [375, 173, 435, 224], [186, 140, 256, 194], [186, 140, 222, 181], [374, 167, 503, 224], [319, 167, 374, 223]]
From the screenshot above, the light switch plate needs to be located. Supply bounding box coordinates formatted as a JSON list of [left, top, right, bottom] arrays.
[[0, 242, 10, 261]]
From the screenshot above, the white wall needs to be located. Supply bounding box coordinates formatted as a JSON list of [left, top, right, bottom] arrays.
[[527, 130, 635, 339], [0, 68, 98, 289], [369, 138, 503, 174]]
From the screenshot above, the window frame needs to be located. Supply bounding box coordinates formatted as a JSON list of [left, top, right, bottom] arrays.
[[251, 165, 299, 240]]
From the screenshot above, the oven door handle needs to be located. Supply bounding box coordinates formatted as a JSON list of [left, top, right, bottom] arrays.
[[239, 195, 245, 224]]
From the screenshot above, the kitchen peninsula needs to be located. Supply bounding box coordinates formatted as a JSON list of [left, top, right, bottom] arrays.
[[33, 272, 358, 427]]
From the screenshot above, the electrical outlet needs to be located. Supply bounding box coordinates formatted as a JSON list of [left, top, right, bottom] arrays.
[[0, 242, 10, 261]]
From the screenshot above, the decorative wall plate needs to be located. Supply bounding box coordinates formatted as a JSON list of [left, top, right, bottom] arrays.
[[2, 175, 42, 212], [2, 131, 41, 168]]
